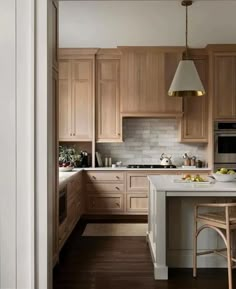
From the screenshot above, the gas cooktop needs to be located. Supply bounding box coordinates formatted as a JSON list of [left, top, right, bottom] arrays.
[[126, 164, 176, 169]]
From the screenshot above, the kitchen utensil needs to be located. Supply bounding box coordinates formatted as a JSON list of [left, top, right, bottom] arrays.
[[160, 153, 172, 166]]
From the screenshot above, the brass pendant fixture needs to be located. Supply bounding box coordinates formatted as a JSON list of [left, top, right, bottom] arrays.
[[168, 0, 205, 97]]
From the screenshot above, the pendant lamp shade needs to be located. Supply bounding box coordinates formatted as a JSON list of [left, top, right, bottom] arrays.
[[168, 60, 205, 97], [168, 0, 205, 97]]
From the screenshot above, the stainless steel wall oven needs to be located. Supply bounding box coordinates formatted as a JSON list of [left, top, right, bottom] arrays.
[[214, 121, 236, 165]]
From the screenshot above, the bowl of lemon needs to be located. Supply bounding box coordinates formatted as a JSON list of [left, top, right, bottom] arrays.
[[213, 168, 236, 182]]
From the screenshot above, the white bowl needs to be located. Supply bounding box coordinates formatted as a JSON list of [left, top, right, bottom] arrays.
[[212, 173, 236, 182], [59, 166, 74, 172]]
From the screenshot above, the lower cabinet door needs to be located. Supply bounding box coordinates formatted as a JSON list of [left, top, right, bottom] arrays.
[[126, 193, 148, 214], [87, 193, 124, 213], [58, 219, 68, 249], [67, 201, 77, 232]]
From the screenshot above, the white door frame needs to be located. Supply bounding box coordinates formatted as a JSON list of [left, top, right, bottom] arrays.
[[0, 0, 51, 288]]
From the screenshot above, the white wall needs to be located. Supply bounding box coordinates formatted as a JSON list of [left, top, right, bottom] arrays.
[[59, 1, 236, 48], [0, 1, 16, 287]]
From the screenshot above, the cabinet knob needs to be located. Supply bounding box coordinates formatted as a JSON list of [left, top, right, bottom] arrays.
[[118, 133, 120, 136], [116, 203, 120, 207], [73, 133, 75, 136], [115, 186, 120, 190], [116, 176, 120, 180]]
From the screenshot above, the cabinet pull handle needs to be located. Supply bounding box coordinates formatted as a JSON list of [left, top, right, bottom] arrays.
[[116, 203, 120, 207], [73, 133, 75, 136], [115, 186, 120, 190], [116, 176, 120, 180], [92, 176, 96, 180]]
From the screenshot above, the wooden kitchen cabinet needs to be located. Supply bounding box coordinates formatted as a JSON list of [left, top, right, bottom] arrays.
[[207, 45, 236, 120], [85, 171, 125, 214], [120, 47, 183, 117], [214, 55, 236, 119], [127, 193, 148, 213], [96, 49, 122, 142], [58, 173, 83, 251], [87, 194, 124, 213], [59, 49, 96, 141], [180, 51, 208, 143]]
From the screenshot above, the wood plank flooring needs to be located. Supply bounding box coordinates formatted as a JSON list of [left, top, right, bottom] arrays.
[[53, 219, 235, 289]]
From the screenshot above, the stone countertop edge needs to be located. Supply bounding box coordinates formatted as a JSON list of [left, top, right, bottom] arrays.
[[59, 169, 83, 188], [148, 175, 236, 192], [58, 167, 212, 187]]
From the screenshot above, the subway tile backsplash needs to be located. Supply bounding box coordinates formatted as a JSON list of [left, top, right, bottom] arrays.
[[96, 118, 207, 167]]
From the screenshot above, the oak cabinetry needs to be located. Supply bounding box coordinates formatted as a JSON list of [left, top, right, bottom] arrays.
[[58, 173, 83, 250], [59, 49, 96, 141], [85, 171, 125, 214], [87, 194, 124, 213], [59, 60, 72, 139], [180, 51, 208, 142], [120, 47, 183, 117], [126, 172, 150, 214], [207, 45, 236, 120], [96, 49, 122, 142], [214, 54, 236, 119], [127, 193, 148, 213], [86, 171, 124, 182]]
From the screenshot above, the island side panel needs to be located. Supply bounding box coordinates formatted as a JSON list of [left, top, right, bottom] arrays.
[[148, 182, 168, 280]]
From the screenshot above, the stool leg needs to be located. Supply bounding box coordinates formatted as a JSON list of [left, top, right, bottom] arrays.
[[193, 206, 197, 278], [226, 208, 232, 289]]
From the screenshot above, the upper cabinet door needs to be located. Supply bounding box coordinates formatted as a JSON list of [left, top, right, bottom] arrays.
[[96, 58, 121, 142], [120, 47, 183, 116], [72, 60, 93, 140], [180, 53, 208, 142], [158, 51, 183, 114], [120, 49, 147, 113], [59, 60, 73, 140], [214, 55, 236, 119]]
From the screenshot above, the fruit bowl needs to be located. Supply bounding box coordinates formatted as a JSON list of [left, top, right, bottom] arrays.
[[212, 173, 236, 182], [59, 166, 74, 172]]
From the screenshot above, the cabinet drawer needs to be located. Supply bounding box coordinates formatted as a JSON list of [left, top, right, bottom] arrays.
[[87, 171, 124, 182], [87, 193, 124, 213], [86, 183, 124, 193], [127, 193, 148, 213], [127, 173, 149, 192]]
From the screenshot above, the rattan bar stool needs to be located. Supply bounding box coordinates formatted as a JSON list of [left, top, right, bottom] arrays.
[[193, 203, 236, 289]]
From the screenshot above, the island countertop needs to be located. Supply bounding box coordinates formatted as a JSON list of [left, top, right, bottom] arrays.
[[147, 174, 236, 281], [148, 175, 236, 193]]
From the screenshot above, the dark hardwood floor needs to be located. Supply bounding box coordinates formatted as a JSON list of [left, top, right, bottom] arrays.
[[54, 219, 235, 289]]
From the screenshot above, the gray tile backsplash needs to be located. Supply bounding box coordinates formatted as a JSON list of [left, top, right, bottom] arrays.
[[96, 118, 207, 167]]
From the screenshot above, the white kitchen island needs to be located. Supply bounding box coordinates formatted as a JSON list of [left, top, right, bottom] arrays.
[[147, 175, 236, 280]]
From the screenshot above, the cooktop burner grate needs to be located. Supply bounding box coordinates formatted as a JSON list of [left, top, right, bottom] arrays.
[[126, 164, 176, 169]]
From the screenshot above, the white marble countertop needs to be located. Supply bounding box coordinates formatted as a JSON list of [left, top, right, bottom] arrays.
[[59, 169, 83, 187], [58, 167, 211, 187], [148, 175, 236, 193]]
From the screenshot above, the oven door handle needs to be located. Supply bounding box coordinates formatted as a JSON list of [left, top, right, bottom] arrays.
[[215, 133, 236, 137]]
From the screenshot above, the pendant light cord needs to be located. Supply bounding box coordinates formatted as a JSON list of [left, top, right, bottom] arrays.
[[185, 3, 189, 59]]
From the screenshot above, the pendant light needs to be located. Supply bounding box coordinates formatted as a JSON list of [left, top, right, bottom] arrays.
[[168, 0, 205, 97]]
